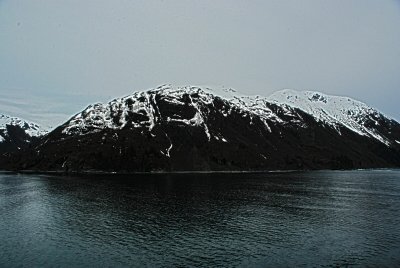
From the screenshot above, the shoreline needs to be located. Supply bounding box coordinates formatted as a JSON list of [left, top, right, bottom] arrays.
[[1, 167, 399, 177]]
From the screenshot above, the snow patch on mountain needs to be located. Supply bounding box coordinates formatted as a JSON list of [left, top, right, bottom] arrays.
[[269, 89, 392, 145]]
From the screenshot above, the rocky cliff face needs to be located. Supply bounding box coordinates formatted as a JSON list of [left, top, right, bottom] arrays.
[[3, 85, 400, 172]]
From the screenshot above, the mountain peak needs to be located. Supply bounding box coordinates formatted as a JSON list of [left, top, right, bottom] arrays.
[[0, 114, 47, 154], [0, 114, 47, 139], [269, 89, 393, 145], [269, 89, 367, 107]]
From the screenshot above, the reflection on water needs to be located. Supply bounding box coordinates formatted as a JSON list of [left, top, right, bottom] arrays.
[[1, 170, 400, 267]]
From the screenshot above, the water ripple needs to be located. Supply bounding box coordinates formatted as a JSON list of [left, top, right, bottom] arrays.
[[0, 170, 400, 267]]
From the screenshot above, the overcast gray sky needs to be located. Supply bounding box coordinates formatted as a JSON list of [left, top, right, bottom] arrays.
[[1, 0, 399, 127]]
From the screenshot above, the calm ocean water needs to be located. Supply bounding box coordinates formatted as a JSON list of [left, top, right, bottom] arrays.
[[1, 170, 400, 267]]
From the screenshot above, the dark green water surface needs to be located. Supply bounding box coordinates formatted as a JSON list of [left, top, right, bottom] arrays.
[[1, 170, 400, 267]]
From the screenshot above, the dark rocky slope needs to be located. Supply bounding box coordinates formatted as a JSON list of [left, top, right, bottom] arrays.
[[2, 85, 400, 172]]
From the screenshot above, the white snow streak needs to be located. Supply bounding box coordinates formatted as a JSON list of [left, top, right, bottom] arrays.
[[164, 133, 173, 157]]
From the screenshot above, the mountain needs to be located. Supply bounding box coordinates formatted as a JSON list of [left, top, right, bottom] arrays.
[[2, 85, 400, 172], [269, 89, 399, 146], [0, 114, 47, 154]]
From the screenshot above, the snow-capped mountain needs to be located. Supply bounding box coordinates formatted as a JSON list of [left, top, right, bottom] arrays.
[[2, 85, 400, 172], [61, 84, 285, 136], [0, 114, 47, 153], [269, 89, 399, 146], [0, 114, 46, 138], [61, 85, 400, 145]]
